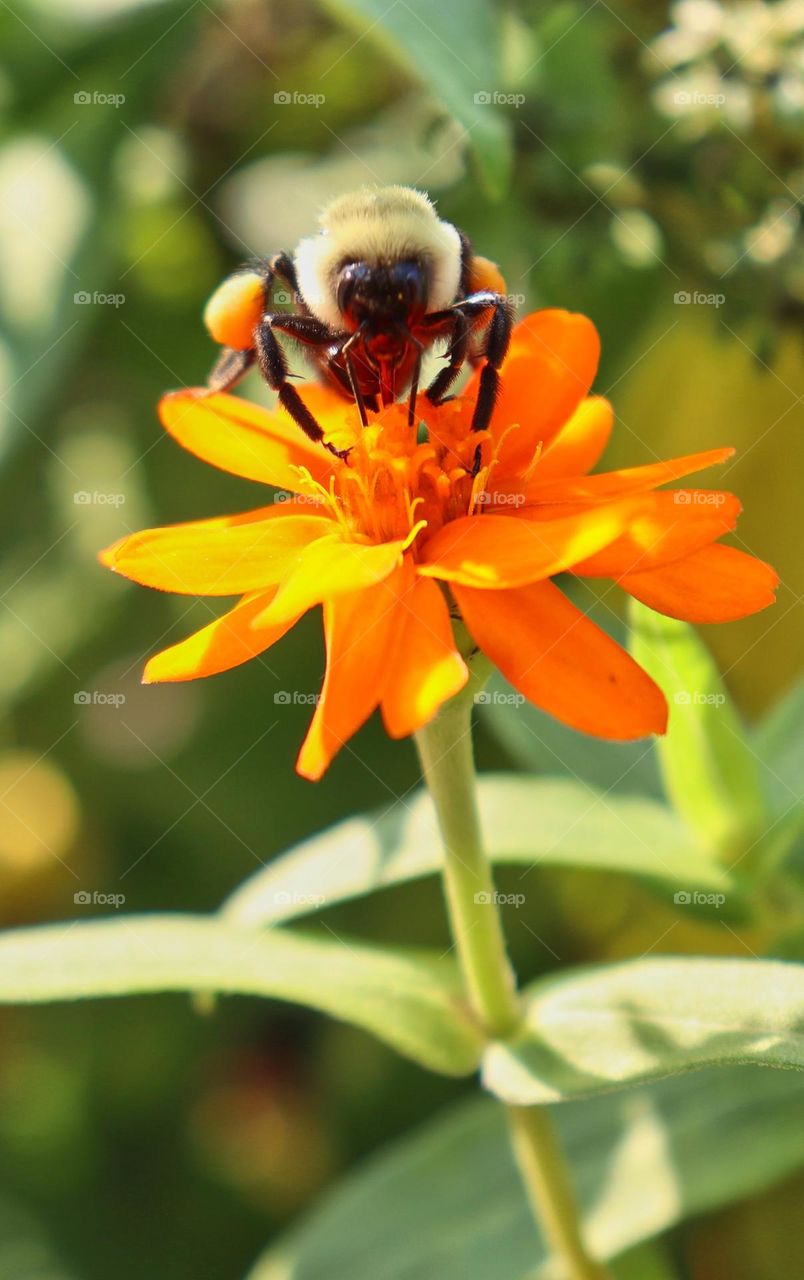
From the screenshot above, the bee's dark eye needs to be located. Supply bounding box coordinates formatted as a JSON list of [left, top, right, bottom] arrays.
[[392, 260, 426, 310], [336, 262, 361, 315]]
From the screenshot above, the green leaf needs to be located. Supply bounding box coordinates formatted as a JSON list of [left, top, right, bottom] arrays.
[[483, 957, 804, 1104], [753, 677, 804, 874], [755, 677, 804, 816], [248, 1066, 804, 1279], [322, 0, 513, 196], [0, 916, 482, 1077], [611, 1242, 679, 1280], [629, 600, 767, 861], [220, 775, 730, 929]]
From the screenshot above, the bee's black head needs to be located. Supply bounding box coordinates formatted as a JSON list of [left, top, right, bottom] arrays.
[[336, 259, 427, 330]]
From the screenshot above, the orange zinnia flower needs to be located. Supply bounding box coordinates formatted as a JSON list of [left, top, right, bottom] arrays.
[[100, 310, 777, 779]]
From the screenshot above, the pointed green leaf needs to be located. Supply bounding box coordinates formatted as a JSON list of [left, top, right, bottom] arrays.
[[483, 957, 804, 1104], [220, 775, 730, 929], [248, 1067, 804, 1279], [629, 600, 767, 860], [752, 677, 804, 874], [755, 677, 804, 816], [323, 0, 513, 196], [0, 916, 482, 1077]]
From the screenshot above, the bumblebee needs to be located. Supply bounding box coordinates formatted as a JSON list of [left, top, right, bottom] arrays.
[[203, 186, 513, 456]]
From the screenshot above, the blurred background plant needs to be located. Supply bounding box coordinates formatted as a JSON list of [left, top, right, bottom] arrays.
[[0, 0, 801, 1277]]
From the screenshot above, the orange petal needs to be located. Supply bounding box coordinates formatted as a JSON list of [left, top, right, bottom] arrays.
[[381, 577, 468, 738], [535, 396, 613, 480], [619, 543, 779, 622], [419, 501, 642, 589], [254, 534, 407, 627], [454, 579, 667, 740], [573, 490, 741, 577], [517, 446, 735, 506], [486, 447, 737, 514], [99, 507, 331, 595], [159, 389, 340, 491], [143, 589, 297, 683], [465, 310, 600, 473], [296, 564, 408, 779]]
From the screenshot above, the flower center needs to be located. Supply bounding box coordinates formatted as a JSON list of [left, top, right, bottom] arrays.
[[297, 399, 498, 555]]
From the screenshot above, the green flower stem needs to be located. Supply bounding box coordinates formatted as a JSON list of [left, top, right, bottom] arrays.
[[506, 1106, 611, 1280], [414, 685, 519, 1039], [414, 682, 611, 1280]]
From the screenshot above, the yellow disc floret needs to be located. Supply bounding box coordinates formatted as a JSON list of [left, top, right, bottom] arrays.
[[295, 400, 496, 551]]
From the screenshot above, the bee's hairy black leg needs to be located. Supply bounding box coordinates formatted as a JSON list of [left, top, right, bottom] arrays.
[[205, 251, 298, 395], [206, 347, 256, 394], [255, 315, 348, 459], [269, 313, 335, 346], [455, 292, 514, 433], [267, 251, 299, 301], [240, 252, 298, 306], [423, 311, 469, 405]]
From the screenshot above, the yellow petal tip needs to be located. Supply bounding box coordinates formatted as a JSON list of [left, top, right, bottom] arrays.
[[98, 543, 120, 569]]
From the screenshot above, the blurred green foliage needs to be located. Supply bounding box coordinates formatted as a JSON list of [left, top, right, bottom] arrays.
[[0, 0, 801, 1276]]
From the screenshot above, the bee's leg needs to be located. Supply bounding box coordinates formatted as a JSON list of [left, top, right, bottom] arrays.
[[206, 347, 255, 393], [407, 351, 422, 426], [455, 292, 513, 433], [266, 251, 300, 303], [402, 331, 425, 426], [234, 252, 298, 301], [255, 314, 348, 458], [422, 311, 469, 405], [345, 355, 369, 426], [340, 330, 370, 427], [272, 313, 363, 442], [422, 293, 511, 472], [269, 312, 338, 349], [203, 254, 294, 392]]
